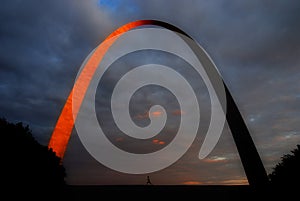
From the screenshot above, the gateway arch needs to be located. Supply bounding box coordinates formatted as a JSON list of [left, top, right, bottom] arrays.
[[48, 20, 269, 188]]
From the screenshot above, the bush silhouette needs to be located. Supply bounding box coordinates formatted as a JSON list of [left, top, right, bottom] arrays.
[[269, 144, 300, 188], [0, 118, 66, 195]]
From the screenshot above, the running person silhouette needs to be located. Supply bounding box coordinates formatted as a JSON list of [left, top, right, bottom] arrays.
[[146, 176, 152, 185]]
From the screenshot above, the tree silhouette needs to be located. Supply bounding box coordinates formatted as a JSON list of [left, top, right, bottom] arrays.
[[0, 118, 66, 197], [269, 144, 300, 189]]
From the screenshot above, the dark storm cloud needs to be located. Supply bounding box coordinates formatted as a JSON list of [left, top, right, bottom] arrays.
[[0, 0, 112, 143], [97, 0, 300, 180], [103, 0, 300, 69]]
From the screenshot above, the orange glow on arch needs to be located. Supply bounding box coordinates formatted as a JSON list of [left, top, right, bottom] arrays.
[[48, 20, 157, 159]]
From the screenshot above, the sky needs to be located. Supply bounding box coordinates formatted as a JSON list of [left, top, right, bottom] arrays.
[[1, 0, 300, 185]]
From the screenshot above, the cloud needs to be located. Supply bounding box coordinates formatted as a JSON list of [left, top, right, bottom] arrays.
[[133, 109, 185, 121], [134, 109, 163, 120], [218, 179, 249, 185], [150, 110, 163, 117], [203, 156, 228, 163], [0, 0, 112, 143], [172, 109, 185, 116], [115, 137, 124, 142], [152, 139, 165, 145]]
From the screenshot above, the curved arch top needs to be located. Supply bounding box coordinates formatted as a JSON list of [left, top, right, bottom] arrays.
[[48, 20, 269, 187], [48, 20, 192, 161]]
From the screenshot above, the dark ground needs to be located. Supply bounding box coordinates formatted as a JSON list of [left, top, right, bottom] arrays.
[[58, 185, 284, 200], [8, 184, 294, 200]]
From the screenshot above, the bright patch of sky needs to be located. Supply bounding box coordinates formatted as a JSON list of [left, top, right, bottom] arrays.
[[97, 0, 120, 10], [97, 0, 138, 13]]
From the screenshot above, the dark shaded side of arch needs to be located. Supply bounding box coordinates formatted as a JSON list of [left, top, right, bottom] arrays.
[[224, 83, 269, 188], [172, 23, 270, 187]]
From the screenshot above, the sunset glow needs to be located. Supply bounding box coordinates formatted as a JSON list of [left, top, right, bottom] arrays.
[[152, 139, 165, 145], [182, 181, 203, 185], [219, 179, 249, 185], [150, 110, 163, 117], [172, 109, 185, 116]]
